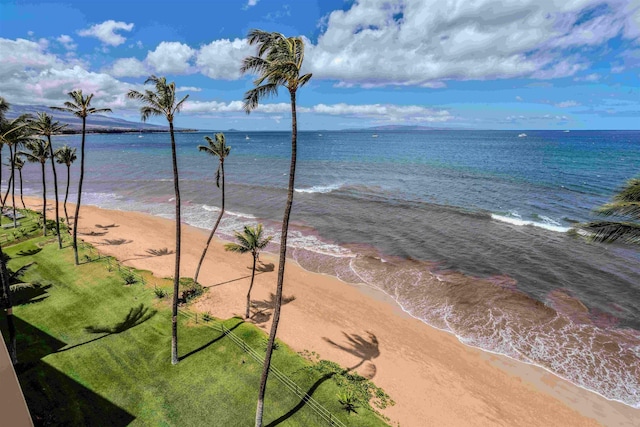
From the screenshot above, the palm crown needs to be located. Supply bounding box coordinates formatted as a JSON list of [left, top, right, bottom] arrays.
[[126, 76, 189, 123], [225, 224, 272, 257], [198, 133, 230, 188], [55, 145, 77, 166], [50, 90, 112, 118], [581, 178, 640, 244], [240, 29, 312, 112], [29, 112, 67, 136], [19, 139, 49, 164]]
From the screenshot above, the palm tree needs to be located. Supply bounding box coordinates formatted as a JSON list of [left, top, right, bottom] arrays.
[[225, 224, 272, 319], [51, 91, 111, 264], [0, 97, 9, 122], [29, 113, 67, 248], [193, 133, 231, 286], [580, 178, 640, 244], [240, 29, 312, 427], [54, 145, 77, 227], [0, 115, 31, 212], [13, 155, 26, 209], [127, 76, 189, 365], [19, 139, 50, 235]]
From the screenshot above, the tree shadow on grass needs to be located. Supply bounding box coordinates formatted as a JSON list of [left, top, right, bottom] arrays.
[[250, 293, 296, 324], [178, 320, 242, 362], [16, 248, 42, 257], [0, 316, 136, 426], [56, 304, 156, 353], [265, 373, 336, 427]]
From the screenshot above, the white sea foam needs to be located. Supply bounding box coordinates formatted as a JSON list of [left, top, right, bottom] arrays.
[[491, 213, 571, 233], [295, 183, 342, 194]]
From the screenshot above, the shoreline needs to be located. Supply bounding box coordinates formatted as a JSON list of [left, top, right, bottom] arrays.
[[19, 196, 640, 426]]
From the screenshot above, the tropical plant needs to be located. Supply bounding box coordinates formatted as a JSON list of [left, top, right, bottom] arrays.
[[193, 133, 231, 286], [13, 155, 26, 209], [0, 114, 32, 216], [0, 96, 9, 122], [51, 92, 111, 263], [580, 178, 640, 244], [127, 76, 189, 365], [240, 29, 312, 427], [224, 224, 272, 319], [19, 139, 50, 236], [29, 112, 67, 248], [54, 145, 77, 227]]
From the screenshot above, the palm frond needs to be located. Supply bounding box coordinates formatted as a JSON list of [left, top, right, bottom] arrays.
[[173, 94, 189, 114], [243, 84, 279, 113], [613, 179, 640, 203], [596, 201, 640, 219], [580, 221, 640, 244], [224, 242, 250, 254]]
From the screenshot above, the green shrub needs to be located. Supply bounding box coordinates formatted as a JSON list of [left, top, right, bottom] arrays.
[[178, 277, 203, 304], [202, 312, 212, 322], [337, 390, 359, 414], [153, 286, 167, 299], [121, 270, 137, 285]]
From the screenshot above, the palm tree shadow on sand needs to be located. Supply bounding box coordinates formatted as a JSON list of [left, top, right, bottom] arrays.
[[250, 292, 296, 324], [323, 331, 380, 377], [204, 261, 275, 289], [56, 304, 156, 353]]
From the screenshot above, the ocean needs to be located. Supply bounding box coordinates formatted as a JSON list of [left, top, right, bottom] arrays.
[[10, 129, 640, 408]]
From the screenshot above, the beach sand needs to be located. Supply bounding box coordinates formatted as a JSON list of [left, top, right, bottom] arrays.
[[22, 196, 640, 426]]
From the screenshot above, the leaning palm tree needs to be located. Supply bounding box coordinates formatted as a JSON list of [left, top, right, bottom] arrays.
[[193, 133, 231, 286], [13, 155, 26, 209], [240, 29, 312, 426], [54, 145, 77, 227], [225, 224, 272, 319], [580, 178, 640, 244], [51, 91, 111, 264], [19, 139, 49, 235], [29, 112, 67, 248], [127, 76, 189, 365]]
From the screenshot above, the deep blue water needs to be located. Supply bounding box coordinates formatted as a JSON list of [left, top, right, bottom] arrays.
[[9, 129, 640, 408]]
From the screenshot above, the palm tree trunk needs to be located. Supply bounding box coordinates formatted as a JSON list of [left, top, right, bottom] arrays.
[[193, 160, 225, 285], [41, 161, 46, 236], [0, 243, 17, 364], [18, 169, 25, 209], [64, 165, 70, 227], [47, 135, 62, 248], [255, 89, 298, 427], [0, 145, 4, 210], [169, 121, 181, 365], [73, 117, 86, 264], [9, 145, 16, 229], [246, 254, 257, 319], [1, 162, 13, 210]]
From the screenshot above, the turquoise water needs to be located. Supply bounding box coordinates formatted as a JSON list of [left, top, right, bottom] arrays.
[[11, 129, 640, 407]]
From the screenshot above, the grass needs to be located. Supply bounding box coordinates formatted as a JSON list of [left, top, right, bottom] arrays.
[[1, 233, 391, 426]]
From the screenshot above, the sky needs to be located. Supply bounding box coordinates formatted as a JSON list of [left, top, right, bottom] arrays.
[[0, 0, 639, 130]]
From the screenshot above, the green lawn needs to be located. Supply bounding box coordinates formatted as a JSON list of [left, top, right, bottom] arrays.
[[1, 234, 391, 426]]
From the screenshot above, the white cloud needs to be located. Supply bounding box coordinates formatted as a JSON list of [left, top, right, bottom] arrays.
[[107, 57, 147, 78], [516, 96, 523, 101], [244, 0, 259, 8], [146, 42, 195, 74], [555, 100, 580, 108], [196, 38, 253, 80], [56, 34, 77, 51], [304, 0, 639, 86], [574, 73, 601, 82], [78, 20, 134, 46], [176, 86, 202, 92]]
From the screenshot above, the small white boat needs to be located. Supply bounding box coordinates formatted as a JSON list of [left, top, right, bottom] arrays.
[[245, 135, 250, 140], [138, 135, 143, 138], [518, 133, 527, 138], [318, 133, 323, 136], [372, 134, 379, 138], [563, 130, 570, 133]]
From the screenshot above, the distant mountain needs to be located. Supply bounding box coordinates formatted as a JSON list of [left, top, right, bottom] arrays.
[[354, 125, 456, 131], [5, 104, 196, 133]]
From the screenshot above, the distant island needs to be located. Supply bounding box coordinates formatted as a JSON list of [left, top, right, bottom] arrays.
[[7, 104, 197, 134], [353, 125, 459, 131]]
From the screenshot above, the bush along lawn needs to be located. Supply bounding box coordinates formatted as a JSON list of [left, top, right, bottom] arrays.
[[1, 233, 392, 426]]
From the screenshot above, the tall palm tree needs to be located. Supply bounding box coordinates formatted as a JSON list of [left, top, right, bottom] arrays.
[[240, 29, 312, 427], [51, 91, 111, 264], [19, 139, 50, 235], [224, 224, 272, 319], [0, 115, 31, 212], [29, 113, 67, 248], [127, 76, 189, 365], [54, 145, 77, 227], [580, 178, 640, 244], [193, 133, 231, 286], [13, 155, 26, 209]]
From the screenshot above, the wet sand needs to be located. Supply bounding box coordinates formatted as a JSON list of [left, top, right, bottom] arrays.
[[22, 196, 640, 426]]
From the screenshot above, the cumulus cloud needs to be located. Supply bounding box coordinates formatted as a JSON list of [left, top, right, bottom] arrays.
[[146, 42, 195, 74], [196, 38, 253, 80], [176, 86, 202, 92], [56, 34, 77, 50], [244, 0, 259, 9], [78, 20, 134, 46], [305, 0, 640, 86], [107, 57, 147, 77]]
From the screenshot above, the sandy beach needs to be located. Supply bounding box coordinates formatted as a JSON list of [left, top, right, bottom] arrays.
[[21, 196, 640, 426]]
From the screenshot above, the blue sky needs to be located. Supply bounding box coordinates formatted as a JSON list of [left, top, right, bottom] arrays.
[[0, 0, 639, 130]]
